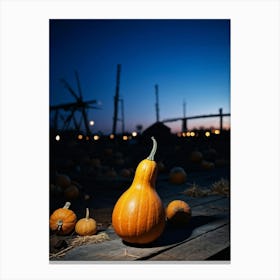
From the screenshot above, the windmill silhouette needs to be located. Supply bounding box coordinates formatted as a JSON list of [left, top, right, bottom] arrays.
[[50, 71, 101, 135]]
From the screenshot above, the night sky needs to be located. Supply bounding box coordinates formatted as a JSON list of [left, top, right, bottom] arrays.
[[49, 19, 230, 134]]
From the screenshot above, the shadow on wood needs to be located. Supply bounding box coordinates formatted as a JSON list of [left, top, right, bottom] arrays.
[[123, 214, 219, 248]]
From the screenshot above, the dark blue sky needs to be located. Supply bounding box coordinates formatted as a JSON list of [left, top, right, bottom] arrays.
[[50, 19, 230, 134]]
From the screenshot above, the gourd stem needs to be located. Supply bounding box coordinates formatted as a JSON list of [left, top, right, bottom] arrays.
[[63, 201, 71, 209], [85, 208, 90, 219], [146, 137, 157, 161]]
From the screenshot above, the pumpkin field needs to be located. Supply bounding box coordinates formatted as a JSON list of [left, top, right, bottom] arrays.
[[49, 130, 230, 261]]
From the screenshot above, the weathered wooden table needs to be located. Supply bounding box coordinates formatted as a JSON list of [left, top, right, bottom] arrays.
[[53, 173, 230, 262]]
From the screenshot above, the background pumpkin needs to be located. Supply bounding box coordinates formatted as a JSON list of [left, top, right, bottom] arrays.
[[75, 208, 97, 236], [49, 202, 77, 235], [89, 158, 101, 168], [112, 137, 165, 244], [64, 184, 80, 200], [55, 173, 71, 189], [119, 168, 132, 178], [190, 150, 203, 163], [169, 167, 187, 184], [201, 160, 215, 170], [166, 200, 192, 226], [157, 161, 166, 173], [105, 168, 117, 178]]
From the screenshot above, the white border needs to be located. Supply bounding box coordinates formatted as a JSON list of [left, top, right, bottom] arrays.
[[0, 0, 279, 279]]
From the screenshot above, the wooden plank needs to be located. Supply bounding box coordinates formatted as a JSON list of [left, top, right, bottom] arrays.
[[147, 224, 230, 261], [61, 197, 229, 261], [63, 217, 229, 261]]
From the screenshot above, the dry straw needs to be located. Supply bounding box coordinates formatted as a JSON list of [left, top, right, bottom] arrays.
[[49, 232, 110, 260], [182, 178, 230, 197]]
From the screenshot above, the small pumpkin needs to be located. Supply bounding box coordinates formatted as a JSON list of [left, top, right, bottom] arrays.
[[169, 167, 187, 184], [190, 151, 203, 163], [114, 151, 123, 158], [204, 148, 217, 161], [104, 148, 113, 156], [114, 158, 125, 166], [75, 208, 97, 236], [166, 200, 192, 226], [112, 137, 165, 244], [64, 184, 80, 200], [55, 173, 71, 189], [201, 160, 215, 170], [90, 158, 101, 168], [49, 202, 77, 235], [157, 161, 166, 173], [105, 168, 117, 178], [119, 168, 132, 178]]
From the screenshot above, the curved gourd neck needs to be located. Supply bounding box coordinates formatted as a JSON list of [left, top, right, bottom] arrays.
[[131, 137, 158, 189], [146, 136, 157, 161]]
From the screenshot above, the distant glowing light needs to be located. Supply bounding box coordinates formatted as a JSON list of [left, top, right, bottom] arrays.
[[214, 129, 220, 135], [89, 120, 95, 126], [190, 132, 195, 137], [123, 135, 128, 141], [109, 134, 115, 139], [93, 135, 100, 141], [205, 131, 211, 137], [182, 132, 187, 137], [55, 135, 60, 141], [86, 136, 90, 140], [77, 134, 83, 140], [132, 131, 137, 137], [177, 132, 182, 137]]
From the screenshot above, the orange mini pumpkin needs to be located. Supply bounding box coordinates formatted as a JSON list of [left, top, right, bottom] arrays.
[[169, 167, 187, 184], [75, 208, 97, 236], [112, 137, 165, 244], [49, 202, 77, 235], [166, 200, 192, 226]]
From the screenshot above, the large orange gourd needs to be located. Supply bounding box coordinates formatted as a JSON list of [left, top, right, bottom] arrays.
[[112, 137, 165, 244]]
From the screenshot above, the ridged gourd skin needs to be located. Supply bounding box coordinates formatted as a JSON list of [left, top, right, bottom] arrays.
[[49, 202, 77, 235], [112, 137, 165, 244], [75, 208, 97, 236]]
